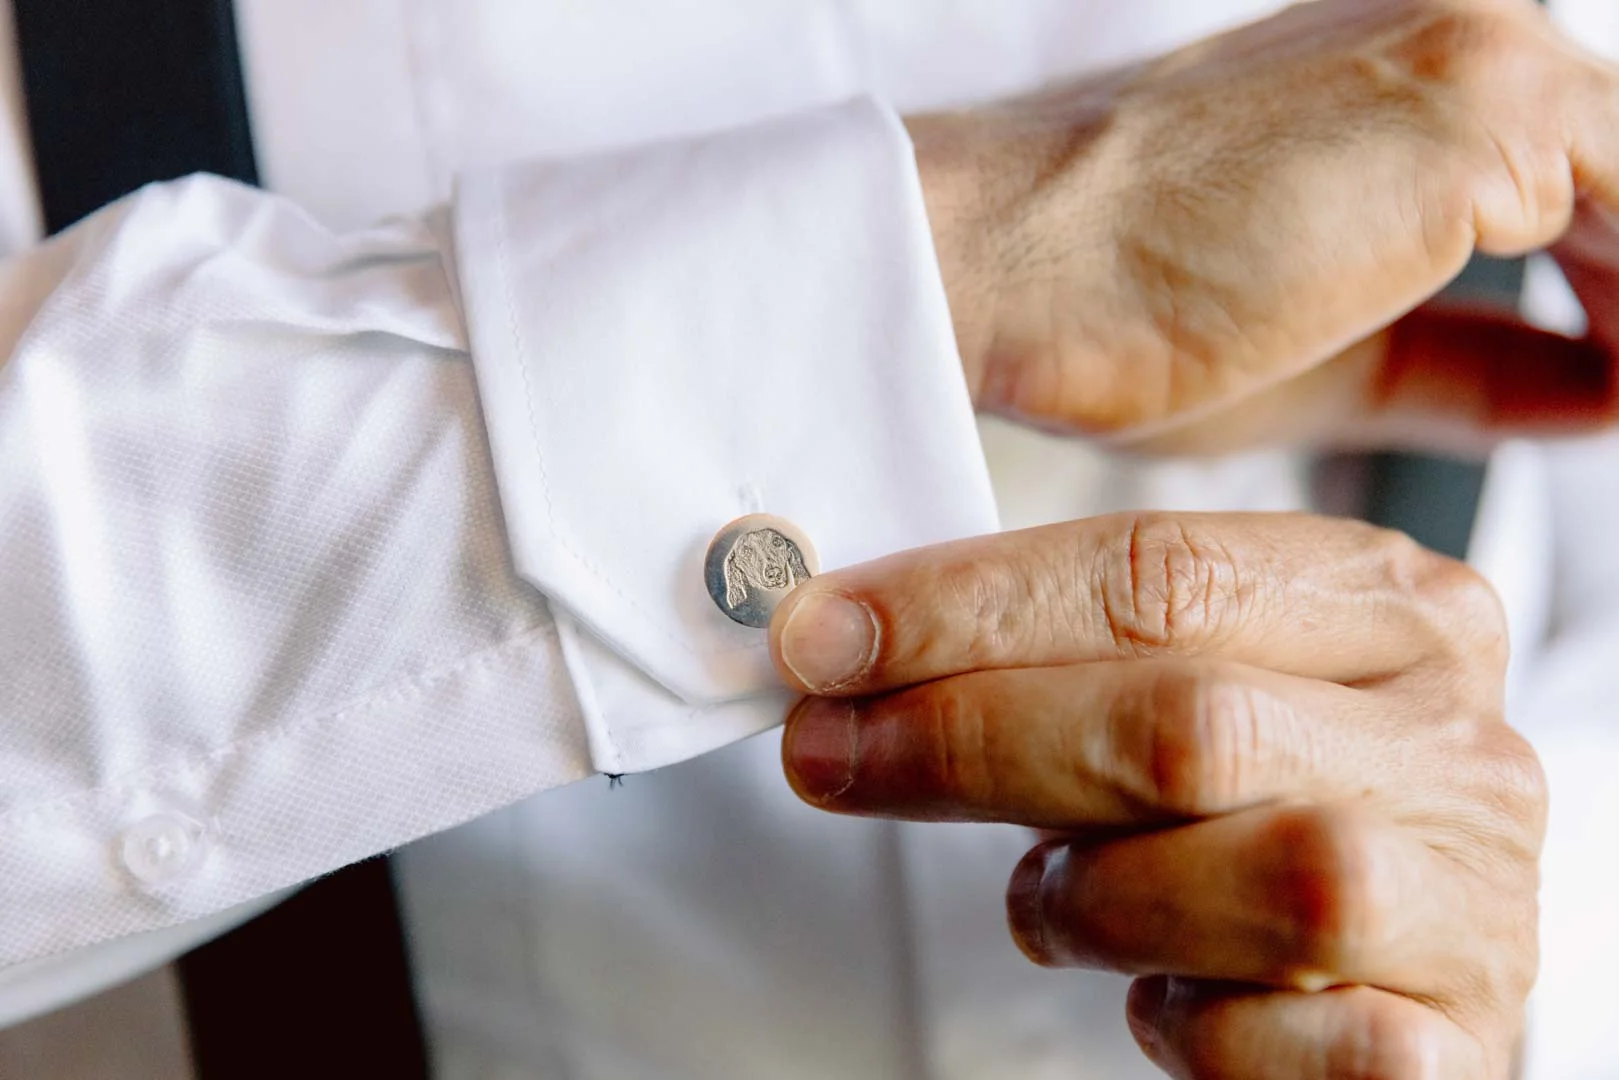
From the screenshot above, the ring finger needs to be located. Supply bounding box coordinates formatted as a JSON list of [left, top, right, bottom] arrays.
[[1006, 805, 1476, 999], [1124, 977, 1492, 1080]]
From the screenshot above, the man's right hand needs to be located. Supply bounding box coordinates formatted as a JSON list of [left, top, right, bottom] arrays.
[[911, 0, 1619, 455], [772, 510, 1542, 1079]]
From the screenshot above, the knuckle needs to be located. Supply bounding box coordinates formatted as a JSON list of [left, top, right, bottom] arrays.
[[1328, 999, 1448, 1080], [1491, 727, 1548, 809], [1365, 523, 1440, 596], [1461, 860, 1543, 1025], [1390, 2, 1527, 90], [1476, 727, 1551, 853], [1266, 807, 1395, 978], [918, 545, 1046, 670], [1429, 566, 1508, 667], [1099, 514, 1246, 654], [1126, 665, 1270, 815], [909, 680, 999, 809], [1372, 527, 1508, 674], [1384, 1, 1574, 249], [1500, 893, 1544, 1005], [1470, 910, 1542, 1025]]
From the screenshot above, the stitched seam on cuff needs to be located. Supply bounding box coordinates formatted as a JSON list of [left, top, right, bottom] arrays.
[[0, 622, 562, 832], [552, 611, 625, 775]]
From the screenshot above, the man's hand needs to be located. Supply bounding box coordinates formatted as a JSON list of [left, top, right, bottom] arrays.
[[770, 513, 1542, 1078], [912, 0, 1619, 454]]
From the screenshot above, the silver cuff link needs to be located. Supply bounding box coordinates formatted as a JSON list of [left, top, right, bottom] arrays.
[[704, 513, 819, 627]]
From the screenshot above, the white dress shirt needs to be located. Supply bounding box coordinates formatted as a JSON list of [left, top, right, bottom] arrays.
[[0, 9, 998, 970], [0, 1, 1613, 1078]]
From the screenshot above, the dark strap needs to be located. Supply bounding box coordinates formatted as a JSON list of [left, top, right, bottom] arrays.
[[178, 860, 432, 1080], [13, 0, 258, 235], [14, 4, 429, 1076]]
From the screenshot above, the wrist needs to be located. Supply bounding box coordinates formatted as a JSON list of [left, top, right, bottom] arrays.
[[906, 99, 1129, 420], [907, 112, 999, 403]]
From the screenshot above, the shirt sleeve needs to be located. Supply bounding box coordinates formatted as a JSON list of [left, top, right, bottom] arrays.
[[0, 96, 996, 968]]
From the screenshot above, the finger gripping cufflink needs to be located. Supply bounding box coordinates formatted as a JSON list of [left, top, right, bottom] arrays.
[[705, 513, 819, 628]]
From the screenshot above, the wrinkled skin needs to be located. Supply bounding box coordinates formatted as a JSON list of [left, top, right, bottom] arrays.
[[774, 514, 1538, 1078], [912, 0, 1619, 455], [774, 1, 1619, 1076]]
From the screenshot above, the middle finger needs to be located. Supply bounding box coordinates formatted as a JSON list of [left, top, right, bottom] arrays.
[[784, 658, 1388, 826]]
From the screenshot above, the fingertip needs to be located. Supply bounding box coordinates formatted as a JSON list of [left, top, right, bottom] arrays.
[[1006, 842, 1065, 966], [780, 696, 859, 806], [1127, 975, 1171, 1038], [770, 586, 880, 694], [1126, 976, 1174, 1065]]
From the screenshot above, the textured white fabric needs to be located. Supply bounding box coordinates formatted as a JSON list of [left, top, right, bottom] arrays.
[[0, 177, 592, 965], [0, 94, 990, 968], [457, 100, 996, 737]]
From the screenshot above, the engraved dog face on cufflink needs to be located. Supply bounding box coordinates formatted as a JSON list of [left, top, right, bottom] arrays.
[[725, 528, 809, 605], [705, 514, 819, 628]]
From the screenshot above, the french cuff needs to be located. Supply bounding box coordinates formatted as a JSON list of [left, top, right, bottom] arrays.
[[455, 97, 998, 774]]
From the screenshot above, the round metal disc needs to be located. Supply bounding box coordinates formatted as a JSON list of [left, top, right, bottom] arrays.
[[704, 513, 819, 628]]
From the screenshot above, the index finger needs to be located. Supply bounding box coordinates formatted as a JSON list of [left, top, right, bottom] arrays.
[[768, 511, 1501, 696]]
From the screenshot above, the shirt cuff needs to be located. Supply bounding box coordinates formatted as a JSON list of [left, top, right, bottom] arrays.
[[455, 97, 998, 773]]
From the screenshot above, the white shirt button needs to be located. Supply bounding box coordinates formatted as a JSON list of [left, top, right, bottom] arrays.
[[119, 812, 208, 887]]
